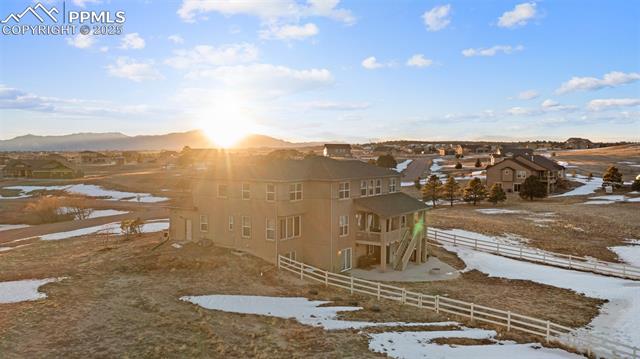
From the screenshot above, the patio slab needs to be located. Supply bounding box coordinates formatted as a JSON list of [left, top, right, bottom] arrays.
[[349, 257, 460, 282]]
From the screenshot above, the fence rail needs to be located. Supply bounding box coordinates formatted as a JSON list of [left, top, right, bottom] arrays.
[[278, 255, 638, 359], [426, 228, 640, 280]]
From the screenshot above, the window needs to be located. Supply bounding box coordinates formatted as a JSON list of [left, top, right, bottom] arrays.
[[339, 248, 352, 272], [217, 184, 228, 198], [228, 216, 234, 231], [517, 170, 527, 179], [266, 183, 275, 201], [389, 178, 397, 193], [338, 181, 350, 199], [266, 218, 275, 241], [289, 183, 303, 201], [279, 215, 302, 240], [360, 180, 367, 196], [339, 215, 349, 236], [241, 216, 251, 238], [375, 179, 382, 195], [368, 179, 374, 196], [284, 251, 297, 261], [401, 215, 406, 227], [199, 215, 208, 232], [242, 183, 251, 200], [513, 183, 521, 192]]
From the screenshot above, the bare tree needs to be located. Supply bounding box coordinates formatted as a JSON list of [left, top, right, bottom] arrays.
[[64, 198, 94, 220]]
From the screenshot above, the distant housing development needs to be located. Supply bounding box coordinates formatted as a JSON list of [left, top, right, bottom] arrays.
[[323, 143, 352, 158], [170, 156, 428, 273], [1, 158, 83, 179]]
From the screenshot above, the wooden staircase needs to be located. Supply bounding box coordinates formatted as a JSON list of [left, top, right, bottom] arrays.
[[392, 228, 419, 271]]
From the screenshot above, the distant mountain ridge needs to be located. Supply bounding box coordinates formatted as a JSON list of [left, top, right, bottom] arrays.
[[0, 131, 320, 151]]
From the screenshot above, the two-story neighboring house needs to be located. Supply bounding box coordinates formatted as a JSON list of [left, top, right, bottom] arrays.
[[486, 155, 565, 194], [323, 144, 352, 158], [170, 156, 428, 273]]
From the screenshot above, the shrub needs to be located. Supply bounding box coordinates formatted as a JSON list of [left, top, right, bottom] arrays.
[[474, 158, 482, 168], [454, 162, 462, 169], [602, 166, 623, 188], [25, 197, 64, 223], [376, 154, 397, 168], [632, 179, 640, 191]]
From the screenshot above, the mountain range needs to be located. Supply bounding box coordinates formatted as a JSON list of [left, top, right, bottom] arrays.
[[0, 131, 321, 151]]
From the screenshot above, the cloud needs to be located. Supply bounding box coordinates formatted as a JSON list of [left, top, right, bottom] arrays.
[[260, 23, 319, 40], [507, 106, 535, 116], [422, 4, 451, 31], [99, 46, 109, 52], [588, 98, 640, 111], [517, 90, 539, 100], [72, 0, 101, 7], [66, 34, 95, 49], [361, 56, 389, 70], [120, 33, 146, 50], [556, 71, 640, 94], [406, 54, 433, 68], [106, 57, 163, 82], [190, 64, 334, 98], [177, 0, 355, 25], [168, 34, 184, 44], [165, 43, 258, 70], [304, 101, 370, 111], [540, 99, 576, 111], [462, 45, 524, 57], [498, 2, 537, 28]]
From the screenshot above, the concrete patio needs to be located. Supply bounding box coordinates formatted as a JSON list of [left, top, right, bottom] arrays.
[[349, 257, 459, 282]]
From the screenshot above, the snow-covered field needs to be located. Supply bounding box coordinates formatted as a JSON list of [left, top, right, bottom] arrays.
[[609, 239, 640, 267], [430, 158, 447, 180], [369, 328, 581, 359], [11, 219, 169, 242], [474, 209, 557, 227], [583, 194, 640, 205], [394, 159, 413, 173], [0, 278, 62, 304], [0, 224, 30, 232], [1, 184, 168, 202], [438, 230, 640, 349], [553, 175, 603, 197]]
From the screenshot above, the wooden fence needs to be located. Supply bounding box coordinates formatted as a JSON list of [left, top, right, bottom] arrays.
[[426, 228, 640, 280], [278, 255, 638, 359]]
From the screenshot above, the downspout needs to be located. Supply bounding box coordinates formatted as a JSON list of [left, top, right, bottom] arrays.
[[275, 184, 279, 266], [330, 181, 334, 272]]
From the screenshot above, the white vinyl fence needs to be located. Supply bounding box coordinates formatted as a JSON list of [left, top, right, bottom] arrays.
[[278, 255, 638, 359], [426, 228, 640, 280]]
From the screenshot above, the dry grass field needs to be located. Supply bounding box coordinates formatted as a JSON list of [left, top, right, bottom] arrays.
[[553, 144, 640, 180]]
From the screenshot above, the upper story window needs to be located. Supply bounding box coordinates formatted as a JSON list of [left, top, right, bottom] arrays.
[[289, 183, 303, 201], [517, 170, 527, 179], [389, 178, 397, 193], [199, 215, 209, 232], [375, 179, 382, 195], [217, 184, 228, 198], [266, 183, 276, 201], [242, 183, 251, 200], [338, 181, 350, 199], [360, 180, 367, 196], [339, 215, 349, 236]]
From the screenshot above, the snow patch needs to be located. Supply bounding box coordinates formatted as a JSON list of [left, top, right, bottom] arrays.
[[0, 224, 30, 232], [394, 159, 413, 173], [2, 184, 168, 203], [21, 219, 169, 241], [0, 278, 62, 304], [553, 175, 603, 197]]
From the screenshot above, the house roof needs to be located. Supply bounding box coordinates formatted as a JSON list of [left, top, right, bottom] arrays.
[[3, 158, 78, 172], [324, 143, 351, 149], [354, 192, 428, 217], [206, 156, 399, 182], [488, 155, 564, 172]]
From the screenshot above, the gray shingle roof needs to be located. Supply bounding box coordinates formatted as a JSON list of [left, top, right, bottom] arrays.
[[354, 192, 428, 217], [208, 156, 399, 181]]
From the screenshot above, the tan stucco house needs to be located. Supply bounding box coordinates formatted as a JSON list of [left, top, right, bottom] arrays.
[[486, 155, 565, 194], [170, 156, 429, 273], [323, 143, 352, 158]]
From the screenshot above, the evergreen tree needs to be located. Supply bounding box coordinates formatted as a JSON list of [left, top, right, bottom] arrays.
[[376, 154, 397, 168], [462, 177, 487, 205], [454, 162, 462, 169], [632, 178, 640, 191], [519, 175, 547, 200], [487, 184, 507, 205], [414, 177, 422, 190], [422, 175, 442, 206], [603, 166, 623, 188], [442, 176, 460, 206], [474, 158, 482, 168]]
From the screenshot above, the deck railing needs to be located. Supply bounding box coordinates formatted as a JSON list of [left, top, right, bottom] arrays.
[[426, 228, 640, 280], [278, 255, 638, 359]]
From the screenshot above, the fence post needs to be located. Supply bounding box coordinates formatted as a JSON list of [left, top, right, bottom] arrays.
[[277, 255, 281, 269], [350, 276, 354, 294], [470, 303, 474, 322], [545, 320, 550, 342], [623, 265, 626, 278], [324, 271, 328, 286], [453, 234, 457, 246], [496, 242, 500, 254], [401, 288, 406, 304], [519, 246, 523, 259], [507, 311, 511, 331], [435, 295, 439, 313], [475, 238, 478, 250], [300, 264, 304, 280], [377, 283, 381, 300], [419, 294, 423, 308], [543, 252, 546, 264], [568, 255, 572, 269]]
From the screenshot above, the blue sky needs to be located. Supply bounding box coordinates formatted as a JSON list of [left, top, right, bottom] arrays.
[[0, 0, 639, 143]]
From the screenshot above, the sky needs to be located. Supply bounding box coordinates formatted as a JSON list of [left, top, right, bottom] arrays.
[[0, 0, 639, 143]]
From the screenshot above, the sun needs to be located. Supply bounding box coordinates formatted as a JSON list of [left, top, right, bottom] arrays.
[[195, 98, 254, 148]]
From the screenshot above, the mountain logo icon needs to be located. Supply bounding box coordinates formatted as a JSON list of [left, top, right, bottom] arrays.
[[1, 3, 59, 24]]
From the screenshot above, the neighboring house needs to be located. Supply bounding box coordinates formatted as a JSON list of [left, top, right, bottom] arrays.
[[438, 147, 456, 156], [455, 144, 492, 156], [2, 158, 83, 179], [490, 146, 534, 165], [170, 156, 429, 273], [323, 144, 352, 158], [80, 150, 110, 164], [486, 155, 565, 194], [564, 137, 594, 150]]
